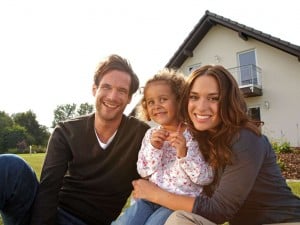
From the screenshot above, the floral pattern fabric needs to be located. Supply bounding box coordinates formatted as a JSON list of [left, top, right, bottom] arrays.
[[137, 126, 214, 197]]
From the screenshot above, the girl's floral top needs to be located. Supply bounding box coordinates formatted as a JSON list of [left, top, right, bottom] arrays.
[[137, 126, 214, 197]]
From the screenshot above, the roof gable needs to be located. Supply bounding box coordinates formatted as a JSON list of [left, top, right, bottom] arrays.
[[166, 10, 300, 68]]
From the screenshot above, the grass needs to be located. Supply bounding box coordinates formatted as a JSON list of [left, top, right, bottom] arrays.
[[0, 153, 299, 225], [288, 181, 300, 197], [20, 153, 45, 180]]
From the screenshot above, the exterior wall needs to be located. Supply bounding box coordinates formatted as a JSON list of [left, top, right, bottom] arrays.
[[180, 25, 300, 146]]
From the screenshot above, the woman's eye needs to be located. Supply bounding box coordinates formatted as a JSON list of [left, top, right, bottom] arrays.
[[189, 95, 198, 100], [208, 96, 219, 102]]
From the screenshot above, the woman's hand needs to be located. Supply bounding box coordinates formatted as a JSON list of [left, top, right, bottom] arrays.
[[132, 179, 161, 202], [132, 178, 195, 212]]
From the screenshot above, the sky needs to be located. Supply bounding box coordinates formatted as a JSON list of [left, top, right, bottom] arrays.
[[1, 0, 299, 129]]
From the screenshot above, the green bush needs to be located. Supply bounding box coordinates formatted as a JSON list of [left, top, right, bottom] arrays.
[[272, 141, 292, 153], [277, 158, 286, 171]]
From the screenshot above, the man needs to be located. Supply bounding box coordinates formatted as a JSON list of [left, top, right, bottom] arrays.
[[0, 54, 149, 225]]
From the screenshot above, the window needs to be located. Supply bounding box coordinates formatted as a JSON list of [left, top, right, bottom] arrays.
[[248, 107, 263, 126], [238, 50, 258, 85], [187, 63, 201, 74]]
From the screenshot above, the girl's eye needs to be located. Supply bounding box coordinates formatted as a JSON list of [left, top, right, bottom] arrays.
[[159, 98, 167, 103], [147, 100, 154, 106]]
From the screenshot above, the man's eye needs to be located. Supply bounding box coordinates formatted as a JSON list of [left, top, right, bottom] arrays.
[[118, 89, 128, 95], [101, 85, 110, 90]]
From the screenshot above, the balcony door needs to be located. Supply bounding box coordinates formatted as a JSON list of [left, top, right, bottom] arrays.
[[238, 50, 258, 85]]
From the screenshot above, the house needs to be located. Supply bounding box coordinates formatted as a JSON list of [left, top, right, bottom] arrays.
[[165, 10, 300, 147]]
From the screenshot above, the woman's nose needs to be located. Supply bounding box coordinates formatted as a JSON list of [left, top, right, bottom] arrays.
[[197, 98, 208, 110]]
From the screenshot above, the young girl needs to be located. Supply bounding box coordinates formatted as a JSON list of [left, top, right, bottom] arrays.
[[111, 68, 213, 225], [132, 65, 300, 225]]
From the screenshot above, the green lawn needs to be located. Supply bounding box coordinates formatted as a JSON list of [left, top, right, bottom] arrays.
[[20, 153, 45, 180], [20, 153, 300, 196], [0, 153, 299, 225]]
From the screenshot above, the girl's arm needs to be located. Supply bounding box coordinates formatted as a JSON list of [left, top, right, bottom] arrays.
[[137, 128, 164, 177]]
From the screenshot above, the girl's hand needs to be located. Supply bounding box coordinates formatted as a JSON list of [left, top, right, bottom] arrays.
[[169, 132, 187, 158], [150, 129, 168, 149]]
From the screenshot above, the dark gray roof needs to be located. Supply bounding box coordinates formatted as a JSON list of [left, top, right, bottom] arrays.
[[166, 10, 300, 68]]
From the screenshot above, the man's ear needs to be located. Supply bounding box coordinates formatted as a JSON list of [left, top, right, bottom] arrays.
[[92, 84, 97, 96], [127, 95, 132, 104]]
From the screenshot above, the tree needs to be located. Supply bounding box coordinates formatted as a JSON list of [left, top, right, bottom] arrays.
[[0, 111, 13, 128], [52, 102, 94, 128], [4, 125, 28, 153], [12, 110, 50, 146], [77, 103, 94, 116], [13, 111, 40, 140], [0, 110, 50, 153], [0, 111, 14, 152]]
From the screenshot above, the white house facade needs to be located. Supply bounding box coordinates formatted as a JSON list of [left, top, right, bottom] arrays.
[[166, 11, 300, 147]]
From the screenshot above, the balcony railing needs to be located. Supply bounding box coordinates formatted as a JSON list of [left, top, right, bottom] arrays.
[[228, 64, 263, 97]]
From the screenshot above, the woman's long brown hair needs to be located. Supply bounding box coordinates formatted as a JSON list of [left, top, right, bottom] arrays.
[[180, 65, 260, 170]]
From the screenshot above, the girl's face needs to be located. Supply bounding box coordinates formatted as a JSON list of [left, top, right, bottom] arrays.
[[144, 81, 179, 129], [188, 75, 221, 131]]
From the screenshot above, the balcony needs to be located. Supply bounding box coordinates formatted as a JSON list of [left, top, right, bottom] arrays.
[[228, 64, 263, 97]]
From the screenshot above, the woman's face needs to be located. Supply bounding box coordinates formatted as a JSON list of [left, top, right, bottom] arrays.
[[188, 75, 221, 131]]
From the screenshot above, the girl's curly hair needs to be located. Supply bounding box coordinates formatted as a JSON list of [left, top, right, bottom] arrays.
[[137, 68, 186, 121]]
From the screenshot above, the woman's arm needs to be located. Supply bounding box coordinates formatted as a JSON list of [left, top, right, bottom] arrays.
[[132, 178, 195, 212]]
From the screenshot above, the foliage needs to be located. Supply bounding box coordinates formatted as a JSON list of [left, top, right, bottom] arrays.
[[51, 102, 94, 128], [272, 141, 292, 153], [0, 110, 50, 153], [276, 158, 286, 171], [29, 144, 47, 153], [12, 110, 49, 146], [0, 111, 13, 128], [52, 103, 76, 128], [77, 103, 94, 116], [6, 125, 28, 152]]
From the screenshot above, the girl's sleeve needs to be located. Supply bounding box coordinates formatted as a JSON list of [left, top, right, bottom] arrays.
[[137, 128, 163, 178], [178, 131, 214, 185]]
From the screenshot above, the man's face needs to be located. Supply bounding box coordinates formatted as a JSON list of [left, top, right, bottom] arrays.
[[93, 70, 132, 122]]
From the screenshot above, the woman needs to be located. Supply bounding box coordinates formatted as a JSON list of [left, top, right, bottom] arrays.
[[132, 65, 300, 225]]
